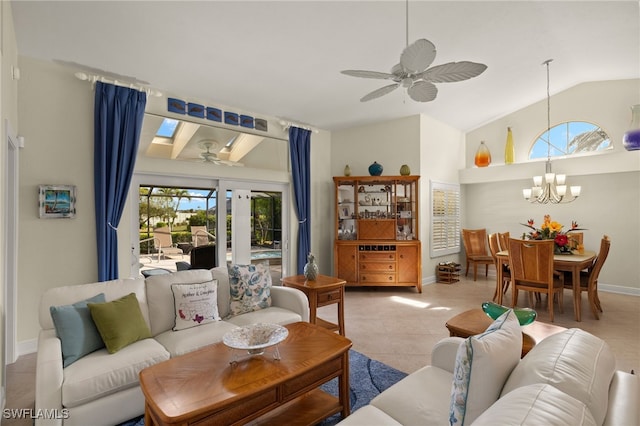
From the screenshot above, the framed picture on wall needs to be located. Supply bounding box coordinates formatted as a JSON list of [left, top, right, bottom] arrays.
[[39, 185, 76, 218]]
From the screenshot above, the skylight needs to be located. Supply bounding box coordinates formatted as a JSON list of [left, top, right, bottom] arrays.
[[156, 118, 179, 138]]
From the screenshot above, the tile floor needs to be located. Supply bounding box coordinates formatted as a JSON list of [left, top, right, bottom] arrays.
[[4, 273, 639, 425]]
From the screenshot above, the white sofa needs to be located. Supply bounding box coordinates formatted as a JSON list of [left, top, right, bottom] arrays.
[[338, 323, 639, 425], [35, 267, 309, 426]]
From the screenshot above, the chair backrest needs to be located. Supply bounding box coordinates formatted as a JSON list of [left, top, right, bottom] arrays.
[[488, 233, 500, 260], [508, 238, 554, 286], [568, 232, 584, 248], [498, 232, 510, 252], [191, 226, 209, 247], [587, 235, 611, 287], [153, 227, 174, 249], [462, 228, 489, 256], [190, 244, 217, 269]]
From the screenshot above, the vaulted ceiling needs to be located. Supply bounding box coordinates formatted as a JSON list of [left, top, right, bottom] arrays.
[[11, 1, 640, 132]]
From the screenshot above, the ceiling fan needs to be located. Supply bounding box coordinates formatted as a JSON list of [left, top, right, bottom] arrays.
[[196, 140, 243, 167], [341, 2, 487, 102]]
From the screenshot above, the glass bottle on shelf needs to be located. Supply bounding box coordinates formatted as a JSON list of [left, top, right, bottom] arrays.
[[475, 141, 491, 167], [504, 127, 515, 164]]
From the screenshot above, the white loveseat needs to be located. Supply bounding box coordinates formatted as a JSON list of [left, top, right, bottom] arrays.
[[35, 267, 309, 426], [338, 315, 639, 425]]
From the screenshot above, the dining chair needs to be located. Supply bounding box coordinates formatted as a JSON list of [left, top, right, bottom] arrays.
[[508, 238, 564, 322], [568, 232, 584, 250], [461, 229, 494, 281], [564, 235, 610, 320], [488, 233, 510, 303], [497, 231, 510, 251]]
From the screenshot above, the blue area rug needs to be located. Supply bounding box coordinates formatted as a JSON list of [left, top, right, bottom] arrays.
[[118, 349, 406, 426]]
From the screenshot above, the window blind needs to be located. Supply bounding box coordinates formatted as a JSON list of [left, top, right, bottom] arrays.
[[430, 181, 461, 257]]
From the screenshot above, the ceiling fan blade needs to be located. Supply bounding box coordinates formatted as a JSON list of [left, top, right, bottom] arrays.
[[360, 83, 400, 102], [341, 70, 396, 80], [400, 39, 437, 74], [419, 61, 488, 83], [407, 81, 438, 102]]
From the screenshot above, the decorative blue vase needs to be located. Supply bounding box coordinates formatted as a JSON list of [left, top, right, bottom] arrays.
[[368, 161, 383, 176]]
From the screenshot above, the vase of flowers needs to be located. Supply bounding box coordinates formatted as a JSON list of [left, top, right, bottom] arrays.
[[521, 215, 585, 254]]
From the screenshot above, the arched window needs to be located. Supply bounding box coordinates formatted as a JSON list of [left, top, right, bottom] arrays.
[[529, 121, 612, 160]]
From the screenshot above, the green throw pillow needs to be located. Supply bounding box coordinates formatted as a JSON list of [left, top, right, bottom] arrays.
[[88, 293, 151, 354], [50, 293, 106, 367]]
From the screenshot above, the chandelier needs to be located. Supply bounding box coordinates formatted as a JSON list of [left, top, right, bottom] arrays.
[[523, 59, 581, 204]]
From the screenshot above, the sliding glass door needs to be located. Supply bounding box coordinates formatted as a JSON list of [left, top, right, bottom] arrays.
[[132, 174, 289, 281]]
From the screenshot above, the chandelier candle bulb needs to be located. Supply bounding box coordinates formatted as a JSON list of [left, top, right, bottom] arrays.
[[533, 176, 543, 186], [555, 174, 566, 185], [557, 186, 567, 196], [571, 186, 582, 197]]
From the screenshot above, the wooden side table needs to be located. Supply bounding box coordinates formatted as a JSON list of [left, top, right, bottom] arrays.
[[282, 274, 346, 336], [445, 309, 566, 358]]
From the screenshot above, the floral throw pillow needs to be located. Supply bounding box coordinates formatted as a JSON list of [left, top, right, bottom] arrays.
[[227, 263, 272, 317]]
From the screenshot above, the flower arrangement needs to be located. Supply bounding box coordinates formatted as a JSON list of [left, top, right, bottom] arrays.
[[521, 215, 585, 254]]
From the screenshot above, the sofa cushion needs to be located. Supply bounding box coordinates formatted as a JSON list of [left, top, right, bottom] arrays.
[[227, 262, 272, 317], [61, 338, 169, 408], [369, 365, 453, 425], [212, 266, 231, 319], [50, 293, 106, 367], [449, 309, 521, 426], [171, 280, 221, 331], [146, 269, 214, 336], [501, 328, 615, 426], [39, 277, 149, 331], [472, 383, 597, 426], [154, 320, 239, 357], [224, 306, 303, 327], [88, 293, 152, 354]]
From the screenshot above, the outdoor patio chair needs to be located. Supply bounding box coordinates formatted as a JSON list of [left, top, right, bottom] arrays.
[[153, 227, 184, 259]]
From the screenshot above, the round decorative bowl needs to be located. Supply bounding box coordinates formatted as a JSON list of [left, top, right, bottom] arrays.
[[481, 301, 537, 326], [223, 323, 288, 355]]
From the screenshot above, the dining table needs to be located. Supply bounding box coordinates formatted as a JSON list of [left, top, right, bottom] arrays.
[[496, 250, 596, 322]]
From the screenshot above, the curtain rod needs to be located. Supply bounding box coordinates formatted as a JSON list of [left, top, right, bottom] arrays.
[[74, 72, 162, 97], [279, 119, 319, 134]]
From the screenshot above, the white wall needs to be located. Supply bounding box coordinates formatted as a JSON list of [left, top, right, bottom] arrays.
[[463, 79, 640, 293]]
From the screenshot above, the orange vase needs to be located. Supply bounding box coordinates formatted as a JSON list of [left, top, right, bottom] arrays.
[[474, 141, 491, 167]]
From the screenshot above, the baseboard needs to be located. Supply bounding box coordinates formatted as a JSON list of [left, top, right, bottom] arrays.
[[17, 338, 37, 357], [599, 283, 640, 296]]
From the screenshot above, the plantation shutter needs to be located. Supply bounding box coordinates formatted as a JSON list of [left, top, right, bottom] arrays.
[[430, 181, 461, 257]]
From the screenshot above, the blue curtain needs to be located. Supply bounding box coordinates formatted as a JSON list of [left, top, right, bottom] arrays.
[[289, 127, 312, 275], [94, 82, 147, 281]]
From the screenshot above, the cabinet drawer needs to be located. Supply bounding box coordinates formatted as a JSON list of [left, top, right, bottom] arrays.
[[360, 273, 396, 283], [358, 220, 396, 240], [359, 262, 395, 272], [317, 289, 341, 304], [359, 252, 396, 262]]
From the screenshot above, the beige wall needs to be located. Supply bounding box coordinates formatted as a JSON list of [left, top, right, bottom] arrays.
[[330, 115, 467, 282], [13, 57, 336, 352], [463, 79, 640, 293], [1, 0, 20, 400]]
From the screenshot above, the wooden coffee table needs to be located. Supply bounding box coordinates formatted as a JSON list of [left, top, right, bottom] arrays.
[[139, 322, 352, 426], [445, 309, 566, 357]]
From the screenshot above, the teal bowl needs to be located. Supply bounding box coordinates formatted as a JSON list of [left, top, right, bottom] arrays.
[[481, 301, 537, 326]]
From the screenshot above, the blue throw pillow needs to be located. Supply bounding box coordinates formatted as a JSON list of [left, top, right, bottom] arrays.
[[50, 293, 106, 367]]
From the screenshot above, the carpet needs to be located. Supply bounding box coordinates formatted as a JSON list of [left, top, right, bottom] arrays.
[[118, 349, 407, 426]]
